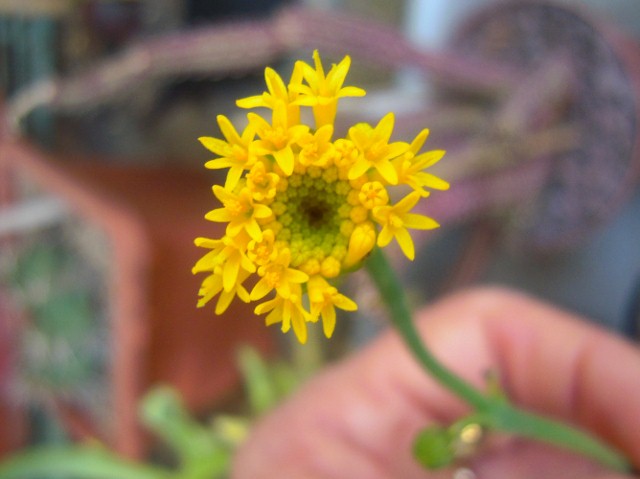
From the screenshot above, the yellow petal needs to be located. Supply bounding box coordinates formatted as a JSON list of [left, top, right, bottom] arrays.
[[409, 128, 430, 153], [384, 141, 409, 161], [344, 223, 375, 268], [254, 204, 273, 219], [286, 268, 310, 284], [217, 115, 242, 144], [348, 158, 371, 180], [377, 226, 393, 248], [268, 307, 284, 327], [375, 112, 395, 142], [273, 147, 295, 176], [247, 112, 270, 133], [205, 208, 231, 223], [417, 172, 450, 191], [215, 290, 235, 315], [254, 297, 278, 316], [224, 167, 244, 190], [402, 213, 439, 230], [328, 55, 349, 85], [307, 275, 327, 303], [192, 251, 218, 273], [244, 219, 263, 242], [250, 277, 273, 301], [338, 86, 366, 98], [395, 191, 421, 213], [415, 149, 445, 168], [236, 95, 265, 109], [223, 256, 241, 292], [199, 136, 228, 155], [205, 158, 236, 170], [290, 313, 308, 344], [374, 160, 398, 185], [212, 184, 234, 203], [312, 49, 325, 79], [395, 227, 415, 260], [264, 67, 288, 99], [194, 237, 220, 248], [321, 305, 336, 338], [334, 293, 358, 311]]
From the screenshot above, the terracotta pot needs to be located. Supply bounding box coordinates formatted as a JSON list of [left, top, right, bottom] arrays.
[[0, 291, 28, 454], [0, 138, 274, 458]]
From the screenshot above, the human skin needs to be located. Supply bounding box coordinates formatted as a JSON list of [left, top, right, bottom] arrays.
[[231, 287, 640, 479]]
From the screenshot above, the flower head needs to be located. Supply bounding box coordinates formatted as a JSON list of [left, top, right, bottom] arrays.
[[194, 50, 447, 343]]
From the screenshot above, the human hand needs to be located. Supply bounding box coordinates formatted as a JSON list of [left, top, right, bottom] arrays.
[[231, 287, 640, 479]]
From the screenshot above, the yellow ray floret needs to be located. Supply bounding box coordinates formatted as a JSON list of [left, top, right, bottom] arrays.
[[200, 115, 255, 190], [348, 113, 409, 185], [374, 192, 440, 260], [393, 128, 449, 196], [308, 275, 357, 338], [193, 50, 447, 343], [293, 50, 366, 128], [237, 63, 304, 127]]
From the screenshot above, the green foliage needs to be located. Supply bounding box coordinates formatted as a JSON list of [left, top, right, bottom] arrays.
[[0, 345, 304, 479], [236, 346, 300, 416], [0, 446, 171, 479], [6, 232, 107, 397]]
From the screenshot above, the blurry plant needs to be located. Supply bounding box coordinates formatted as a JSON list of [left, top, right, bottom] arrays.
[[0, 345, 302, 479], [0, 225, 110, 440]]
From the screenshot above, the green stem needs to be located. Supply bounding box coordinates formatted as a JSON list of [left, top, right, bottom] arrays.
[[489, 405, 629, 470], [365, 247, 631, 472], [365, 247, 489, 410]]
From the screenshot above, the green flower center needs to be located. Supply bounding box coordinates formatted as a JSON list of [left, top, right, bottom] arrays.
[[299, 196, 331, 228], [270, 167, 356, 275]]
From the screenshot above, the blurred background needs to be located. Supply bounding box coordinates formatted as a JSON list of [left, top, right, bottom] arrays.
[[1, 0, 639, 471]]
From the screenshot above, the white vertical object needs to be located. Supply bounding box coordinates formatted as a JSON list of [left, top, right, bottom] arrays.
[[399, 0, 491, 101]]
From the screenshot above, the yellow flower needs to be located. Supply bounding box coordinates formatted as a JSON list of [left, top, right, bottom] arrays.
[[250, 248, 309, 301], [247, 228, 277, 266], [192, 234, 255, 293], [374, 192, 440, 260], [194, 51, 447, 343], [246, 161, 280, 202], [308, 276, 357, 338], [297, 124, 334, 167], [294, 50, 366, 128], [196, 267, 251, 315], [359, 181, 389, 209], [248, 103, 308, 176], [237, 63, 304, 127], [207, 185, 272, 241], [348, 113, 409, 184], [343, 222, 376, 268], [393, 128, 449, 196], [200, 115, 255, 190], [255, 283, 310, 344]]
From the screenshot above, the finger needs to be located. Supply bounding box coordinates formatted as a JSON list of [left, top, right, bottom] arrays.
[[468, 437, 636, 479]]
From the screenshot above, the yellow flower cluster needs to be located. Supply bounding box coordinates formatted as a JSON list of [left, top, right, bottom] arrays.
[[193, 51, 448, 343]]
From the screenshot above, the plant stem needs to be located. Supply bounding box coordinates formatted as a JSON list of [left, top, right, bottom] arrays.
[[365, 247, 488, 410], [365, 247, 630, 472]]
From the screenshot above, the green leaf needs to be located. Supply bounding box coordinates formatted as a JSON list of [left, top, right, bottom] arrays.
[[0, 445, 171, 479], [139, 386, 229, 470], [236, 346, 279, 416]]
